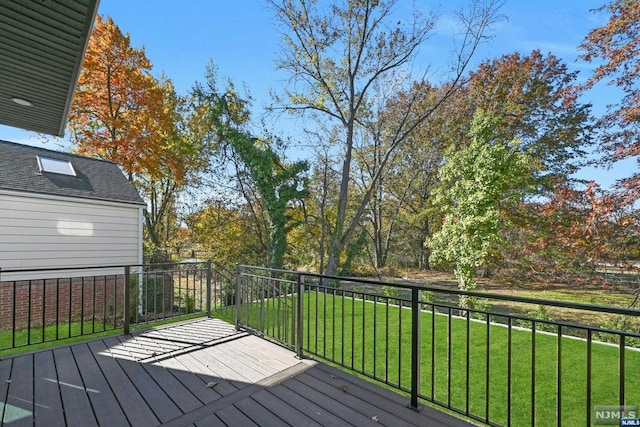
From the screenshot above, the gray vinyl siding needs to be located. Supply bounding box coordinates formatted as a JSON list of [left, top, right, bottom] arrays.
[[0, 192, 142, 279]]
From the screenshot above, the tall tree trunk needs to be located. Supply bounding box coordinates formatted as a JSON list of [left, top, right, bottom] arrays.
[[325, 120, 355, 277]]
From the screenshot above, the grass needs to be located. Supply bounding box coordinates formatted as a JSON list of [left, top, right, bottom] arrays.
[[0, 275, 220, 357], [372, 274, 640, 334], [0, 312, 208, 358], [222, 290, 640, 426], [0, 321, 122, 357], [2, 277, 636, 425]]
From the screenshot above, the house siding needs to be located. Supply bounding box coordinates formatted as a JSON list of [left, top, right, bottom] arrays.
[[0, 192, 142, 280]]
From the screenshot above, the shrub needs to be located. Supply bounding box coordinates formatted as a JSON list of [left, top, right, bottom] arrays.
[[129, 273, 173, 317], [381, 285, 401, 305], [596, 315, 640, 348]]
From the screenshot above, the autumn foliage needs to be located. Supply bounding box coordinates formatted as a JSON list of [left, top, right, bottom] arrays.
[[55, 4, 640, 282], [580, 0, 640, 194], [467, 50, 591, 176], [68, 15, 181, 181], [517, 179, 639, 276]]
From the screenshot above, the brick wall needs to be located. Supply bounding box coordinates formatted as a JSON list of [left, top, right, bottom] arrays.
[[0, 275, 125, 330]]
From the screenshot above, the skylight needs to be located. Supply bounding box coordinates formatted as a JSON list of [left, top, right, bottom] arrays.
[[37, 155, 76, 176]]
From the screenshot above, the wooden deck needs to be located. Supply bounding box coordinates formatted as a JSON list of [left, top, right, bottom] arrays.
[[0, 318, 471, 426]]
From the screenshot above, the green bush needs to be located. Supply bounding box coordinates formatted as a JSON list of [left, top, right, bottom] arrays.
[[596, 315, 640, 348], [421, 290, 435, 304], [515, 304, 556, 332], [129, 273, 173, 317]]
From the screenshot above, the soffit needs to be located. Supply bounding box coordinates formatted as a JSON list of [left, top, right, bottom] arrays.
[[0, 0, 99, 136]]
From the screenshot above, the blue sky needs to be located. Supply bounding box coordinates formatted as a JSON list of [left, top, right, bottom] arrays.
[[1, 0, 632, 188]]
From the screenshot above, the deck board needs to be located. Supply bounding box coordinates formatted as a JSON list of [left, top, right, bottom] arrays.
[[150, 355, 221, 404], [88, 339, 160, 427], [215, 404, 260, 426], [52, 347, 97, 426], [281, 377, 380, 426], [70, 343, 130, 427], [0, 359, 14, 424], [251, 388, 324, 427], [209, 338, 288, 379], [105, 336, 183, 423], [5, 354, 34, 426], [234, 396, 289, 426], [187, 349, 254, 387], [231, 335, 298, 371], [160, 351, 239, 398], [0, 317, 472, 427], [32, 351, 65, 427], [138, 359, 202, 414], [267, 382, 358, 427], [292, 369, 422, 426], [294, 369, 419, 427], [193, 413, 226, 427], [309, 363, 472, 427]]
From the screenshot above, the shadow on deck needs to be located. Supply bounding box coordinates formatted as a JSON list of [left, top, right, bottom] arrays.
[[0, 318, 472, 426]]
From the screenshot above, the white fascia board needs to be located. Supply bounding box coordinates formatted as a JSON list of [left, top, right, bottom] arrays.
[[0, 189, 145, 210]]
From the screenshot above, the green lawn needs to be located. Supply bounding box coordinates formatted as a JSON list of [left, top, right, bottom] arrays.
[[0, 312, 208, 357], [0, 320, 121, 356], [223, 290, 640, 426]]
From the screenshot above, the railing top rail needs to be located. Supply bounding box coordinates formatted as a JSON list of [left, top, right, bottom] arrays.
[[1, 264, 129, 275], [0, 261, 211, 275], [419, 283, 640, 317], [236, 264, 298, 276], [236, 264, 640, 317]]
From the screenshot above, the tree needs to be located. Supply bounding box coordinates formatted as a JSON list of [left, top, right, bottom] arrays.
[[194, 70, 308, 269], [67, 15, 209, 259], [355, 104, 430, 271], [427, 111, 537, 300], [378, 51, 589, 273], [135, 80, 187, 256], [290, 137, 343, 272], [522, 179, 640, 276], [68, 15, 185, 181], [186, 200, 265, 267], [270, 0, 504, 276], [67, 15, 212, 258], [580, 0, 640, 194], [364, 50, 590, 272], [228, 132, 309, 269], [363, 81, 468, 270], [467, 50, 592, 179]]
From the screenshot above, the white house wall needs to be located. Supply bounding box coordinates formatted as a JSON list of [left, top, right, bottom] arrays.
[[0, 192, 142, 280]]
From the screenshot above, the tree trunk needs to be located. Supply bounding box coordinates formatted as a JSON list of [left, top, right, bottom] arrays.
[[325, 119, 355, 278]]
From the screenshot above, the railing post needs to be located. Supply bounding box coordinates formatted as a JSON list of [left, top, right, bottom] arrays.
[[235, 263, 241, 331], [206, 260, 212, 317], [296, 275, 305, 359], [291, 273, 299, 348], [410, 287, 422, 410], [620, 334, 626, 408], [124, 265, 131, 335]]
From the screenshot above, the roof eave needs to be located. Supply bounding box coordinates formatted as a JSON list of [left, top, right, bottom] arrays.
[[57, 0, 100, 137]]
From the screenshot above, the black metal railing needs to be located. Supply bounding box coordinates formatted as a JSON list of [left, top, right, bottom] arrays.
[[0, 261, 237, 351], [234, 265, 640, 427], [3, 261, 639, 425]]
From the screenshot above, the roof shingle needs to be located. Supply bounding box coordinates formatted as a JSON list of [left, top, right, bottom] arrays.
[[0, 140, 145, 206]]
